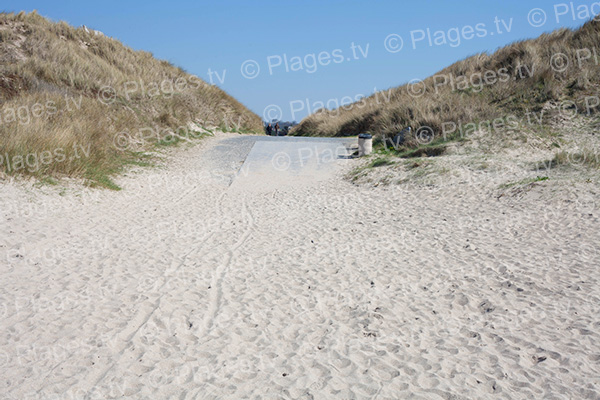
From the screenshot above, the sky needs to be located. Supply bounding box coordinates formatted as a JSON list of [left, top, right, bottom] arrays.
[[8, 0, 599, 122]]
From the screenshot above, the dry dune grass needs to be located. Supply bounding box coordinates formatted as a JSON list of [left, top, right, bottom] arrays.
[[0, 11, 262, 188], [293, 18, 600, 149]]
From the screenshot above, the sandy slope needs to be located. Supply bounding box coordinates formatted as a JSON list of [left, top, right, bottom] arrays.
[[1, 133, 599, 399]]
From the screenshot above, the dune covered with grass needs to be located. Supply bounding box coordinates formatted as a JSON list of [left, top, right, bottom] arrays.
[[292, 18, 600, 150], [0, 11, 262, 188]]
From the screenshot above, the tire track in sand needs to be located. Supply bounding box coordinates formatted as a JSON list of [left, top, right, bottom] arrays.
[[56, 246, 200, 396], [67, 191, 233, 396], [196, 194, 255, 339]]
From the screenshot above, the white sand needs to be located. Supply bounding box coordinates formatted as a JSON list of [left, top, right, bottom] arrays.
[[1, 132, 599, 399]]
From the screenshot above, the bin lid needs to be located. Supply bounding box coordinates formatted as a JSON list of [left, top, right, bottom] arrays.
[[358, 133, 372, 139]]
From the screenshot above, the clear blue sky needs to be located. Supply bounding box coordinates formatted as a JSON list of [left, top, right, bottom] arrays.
[[10, 0, 598, 121]]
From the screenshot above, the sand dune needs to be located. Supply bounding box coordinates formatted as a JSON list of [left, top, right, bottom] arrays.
[[1, 133, 599, 399]]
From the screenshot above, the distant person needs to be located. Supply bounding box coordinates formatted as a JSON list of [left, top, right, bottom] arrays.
[[266, 123, 272, 136], [274, 123, 280, 136]]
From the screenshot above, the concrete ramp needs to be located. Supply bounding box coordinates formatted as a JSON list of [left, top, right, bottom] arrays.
[[231, 137, 355, 191]]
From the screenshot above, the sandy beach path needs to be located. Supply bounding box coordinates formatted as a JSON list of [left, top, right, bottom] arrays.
[[1, 133, 599, 399]]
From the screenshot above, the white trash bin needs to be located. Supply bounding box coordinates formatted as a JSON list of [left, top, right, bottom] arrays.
[[358, 133, 373, 156]]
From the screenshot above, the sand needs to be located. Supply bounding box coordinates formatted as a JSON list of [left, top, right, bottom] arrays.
[[1, 132, 599, 399]]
